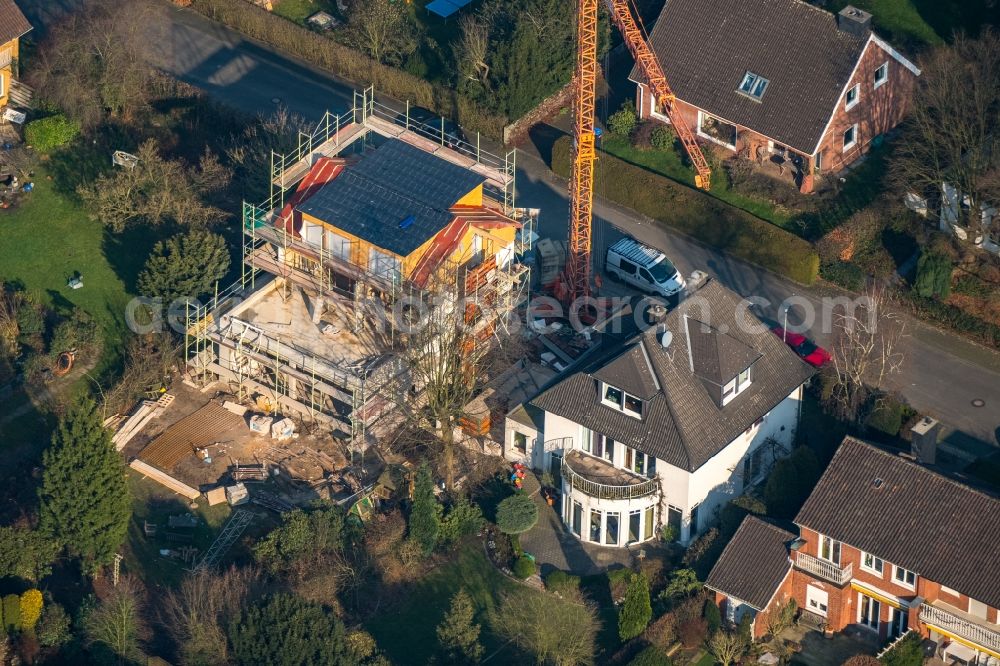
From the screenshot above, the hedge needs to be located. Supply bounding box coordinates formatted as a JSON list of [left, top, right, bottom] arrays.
[[25, 114, 80, 153], [551, 137, 820, 284], [190, 0, 507, 140], [901, 292, 1000, 348]]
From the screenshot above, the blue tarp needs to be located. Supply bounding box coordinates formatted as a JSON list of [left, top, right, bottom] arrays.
[[426, 0, 461, 17]]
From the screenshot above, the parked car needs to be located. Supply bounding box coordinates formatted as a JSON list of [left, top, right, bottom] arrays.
[[605, 237, 685, 299], [399, 107, 468, 150], [771, 327, 832, 367]]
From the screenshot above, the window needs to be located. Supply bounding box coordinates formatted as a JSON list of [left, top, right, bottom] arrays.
[[572, 501, 583, 536], [738, 71, 769, 100], [819, 535, 841, 565], [742, 446, 768, 486], [624, 394, 643, 417], [667, 506, 682, 540], [874, 62, 888, 89], [893, 565, 916, 588], [368, 248, 402, 284], [589, 510, 602, 543], [626, 447, 657, 478], [602, 384, 643, 419], [845, 84, 860, 110], [861, 552, 884, 575], [605, 512, 620, 545], [690, 504, 701, 538], [722, 366, 753, 406], [628, 510, 642, 543], [815, 151, 823, 172], [639, 267, 654, 283], [513, 431, 527, 454], [843, 124, 858, 151], [738, 368, 751, 390], [698, 112, 737, 148], [644, 506, 655, 540], [603, 384, 624, 408], [582, 428, 592, 454], [325, 230, 351, 260], [859, 593, 880, 630], [618, 259, 637, 275]]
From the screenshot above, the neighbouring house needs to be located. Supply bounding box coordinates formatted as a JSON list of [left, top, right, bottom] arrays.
[[0, 0, 31, 110], [709, 436, 1000, 664], [631, 0, 920, 193], [503, 277, 815, 546]]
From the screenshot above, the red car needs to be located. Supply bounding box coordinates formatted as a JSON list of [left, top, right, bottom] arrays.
[[771, 327, 831, 368]]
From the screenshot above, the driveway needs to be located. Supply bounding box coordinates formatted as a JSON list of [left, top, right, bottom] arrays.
[[20, 0, 1000, 450]]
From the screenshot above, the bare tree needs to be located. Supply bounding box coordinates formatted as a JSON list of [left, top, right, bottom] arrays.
[[492, 590, 598, 666], [891, 30, 1000, 241], [84, 576, 147, 665], [708, 629, 748, 666], [455, 15, 492, 86], [829, 285, 907, 422], [347, 0, 417, 66]]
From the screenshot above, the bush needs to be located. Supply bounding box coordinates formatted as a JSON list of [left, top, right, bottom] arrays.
[[496, 494, 538, 535], [866, 395, 905, 437], [703, 598, 722, 635], [25, 115, 81, 153], [36, 602, 71, 648], [660, 524, 678, 543], [914, 250, 953, 299], [901, 291, 1000, 347], [821, 261, 866, 291], [677, 615, 708, 648], [879, 631, 924, 666], [544, 570, 581, 595], [650, 125, 676, 151], [438, 497, 485, 550], [619, 573, 653, 641], [551, 136, 819, 284], [764, 446, 821, 520], [2, 594, 20, 632], [512, 555, 535, 579], [954, 273, 994, 299], [190, 0, 507, 139], [629, 645, 672, 666], [19, 590, 43, 631], [644, 612, 677, 650], [608, 103, 638, 137]]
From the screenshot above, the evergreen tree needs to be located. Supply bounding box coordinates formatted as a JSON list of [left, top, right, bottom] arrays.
[[136, 229, 231, 303], [703, 598, 722, 635], [618, 572, 652, 641], [914, 250, 953, 299], [436, 589, 484, 664], [228, 594, 350, 666], [408, 463, 440, 555], [38, 396, 131, 570]]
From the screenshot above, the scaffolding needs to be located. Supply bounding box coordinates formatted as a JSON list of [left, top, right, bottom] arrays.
[[186, 87, 534, 451]]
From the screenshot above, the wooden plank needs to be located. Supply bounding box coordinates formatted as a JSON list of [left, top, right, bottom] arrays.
[[138, 403, 244, 469], [129, 460, 201, 500]]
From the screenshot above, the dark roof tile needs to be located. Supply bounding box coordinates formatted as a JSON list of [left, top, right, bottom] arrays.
[[0, 0, 30, 44], [706, 516, 795, 610]]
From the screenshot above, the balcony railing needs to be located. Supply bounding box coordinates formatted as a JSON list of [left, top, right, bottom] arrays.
[[794, 552, 853, 586], [561, 453, 659, 501], [920, 603, 1000, 654]]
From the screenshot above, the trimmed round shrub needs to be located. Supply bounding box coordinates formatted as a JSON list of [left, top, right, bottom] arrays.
[[496, 494, 538, 535], [19, 589, 43, 631], [2, 593, 21, 632], [25, 115, 81, 153], [607, 104, 638, 137], [650, 125, 676, 151], [866, 396, 905, 437], [513, 555, 535, 579]]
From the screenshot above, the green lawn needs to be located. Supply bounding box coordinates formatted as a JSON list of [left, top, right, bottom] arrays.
[[829, 0, 943, 47], [599, 134, 795, 230], [366, 544, 544, 664], [271, 0, 338, 23]]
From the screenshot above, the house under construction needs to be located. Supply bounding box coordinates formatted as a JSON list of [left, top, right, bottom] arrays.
[[185, 89, 536, 448]]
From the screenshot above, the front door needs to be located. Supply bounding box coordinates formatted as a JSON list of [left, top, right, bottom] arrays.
[[806, 585, 829, 618], [887, 607, 908, 639], [859, 593, 880, 631]]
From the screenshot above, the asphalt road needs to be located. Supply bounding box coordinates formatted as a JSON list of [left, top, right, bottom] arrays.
[[20, 1, 1000, 448]]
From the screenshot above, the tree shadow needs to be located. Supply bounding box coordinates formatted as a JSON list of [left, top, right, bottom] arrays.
[[102, 223, 177, 295], [47, 123, 136, 198], [527, 123, 566, 169]]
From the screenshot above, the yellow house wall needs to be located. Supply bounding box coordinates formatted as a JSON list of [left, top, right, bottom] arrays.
[[0, 38, 20, 107]]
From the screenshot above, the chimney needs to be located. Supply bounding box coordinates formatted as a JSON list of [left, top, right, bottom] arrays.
[[645, 303, 668, 327], [910, 416, 940, 465], [687, 270, 709, 293], [837, 5, 872, 38]]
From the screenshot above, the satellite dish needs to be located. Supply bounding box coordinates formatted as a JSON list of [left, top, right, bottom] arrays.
[[660, 330, 673, 349]]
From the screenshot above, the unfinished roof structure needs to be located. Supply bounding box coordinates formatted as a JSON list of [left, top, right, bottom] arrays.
[[187, 88, 535, 446]]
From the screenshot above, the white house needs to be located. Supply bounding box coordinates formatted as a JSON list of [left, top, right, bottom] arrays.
[[504, 279, 815, 547]]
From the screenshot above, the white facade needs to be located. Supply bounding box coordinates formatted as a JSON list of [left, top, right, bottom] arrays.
[[504, 384, 804, 547]]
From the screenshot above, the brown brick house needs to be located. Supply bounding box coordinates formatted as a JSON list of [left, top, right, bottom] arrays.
[[631, 0, 920, 193], [708, 437, 1000, 664]]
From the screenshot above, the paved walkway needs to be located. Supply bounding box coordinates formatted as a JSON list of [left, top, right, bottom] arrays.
[[781, 624, 878, 666], [518, 470, 663, 576]]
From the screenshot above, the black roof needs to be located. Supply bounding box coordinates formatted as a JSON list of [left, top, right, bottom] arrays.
[[633, 0, 870, 153], [532, 279, 815, 471], [796, 437, 1000, 609], [706, 516, 795, 610], [296, 139, 486, 257]]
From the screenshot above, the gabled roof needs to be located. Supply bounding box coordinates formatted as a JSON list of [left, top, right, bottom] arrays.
[[296, 139, 486, 257], [0, 0, 31, 45], [632, 0, 914, 153], [706, 516, 794, 610], [685, 316, 761, 388], [796, 437, 1000, 609], [532, 279, 814, 471]]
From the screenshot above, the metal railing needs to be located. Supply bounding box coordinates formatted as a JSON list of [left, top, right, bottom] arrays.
[[561, 451, 659, 500], [794, 552, 853, 586], [919, 603, 1000, 653]]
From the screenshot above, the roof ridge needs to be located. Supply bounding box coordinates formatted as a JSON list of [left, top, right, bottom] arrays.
[[743, 514, 796, 538]]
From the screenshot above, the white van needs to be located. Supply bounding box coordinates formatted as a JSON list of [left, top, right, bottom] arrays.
[[605, 237, 685, 298]]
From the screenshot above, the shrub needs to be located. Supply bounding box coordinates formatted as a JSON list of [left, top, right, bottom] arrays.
[[619, 573, 653, 641], [544, 570, 581, 595], [36, 602, 71, 648], [629, 645, 672, 666], [866, 395, 905, 437], [2, 594, 20, 632], [764, 446, 821, 520], [660, 568, 702, 601], [19, 590, 43, 631], [914, 250, 953, 299], [496, 494, 538, 535], [650, 125, 676, 151], [607, 103, 638, 137], [512, 555, 535, 579], [660, 524, 678, 543], [703, 598, 722, 635], [677, 615, 708, 648], [644, 612, 677, 650], [954, 274, 994, 299], [879, 631, 924, 666], [901, 291, 1000, 347], [25, 115, 81, 153], [438, 496, 485, 550], [551, 136, 819, 284], [821, 261, 866, 291]]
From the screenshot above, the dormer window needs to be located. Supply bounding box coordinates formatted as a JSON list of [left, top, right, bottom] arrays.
[[601, 383, 643, 418], [721, 367, 752, 406], [738, 71, 769, 100]]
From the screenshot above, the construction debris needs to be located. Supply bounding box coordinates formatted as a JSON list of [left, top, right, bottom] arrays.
[[225, 483, 249, 506], [205, 486, 227, 506], [129, 459, 201, 499], [222, 400, 248, 416], [137, 402, 243, 469], [112, 397, 173, 452], [193, 509, 255, 571], [249, 414, 273, 435], [270, 417, 295, 440]]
